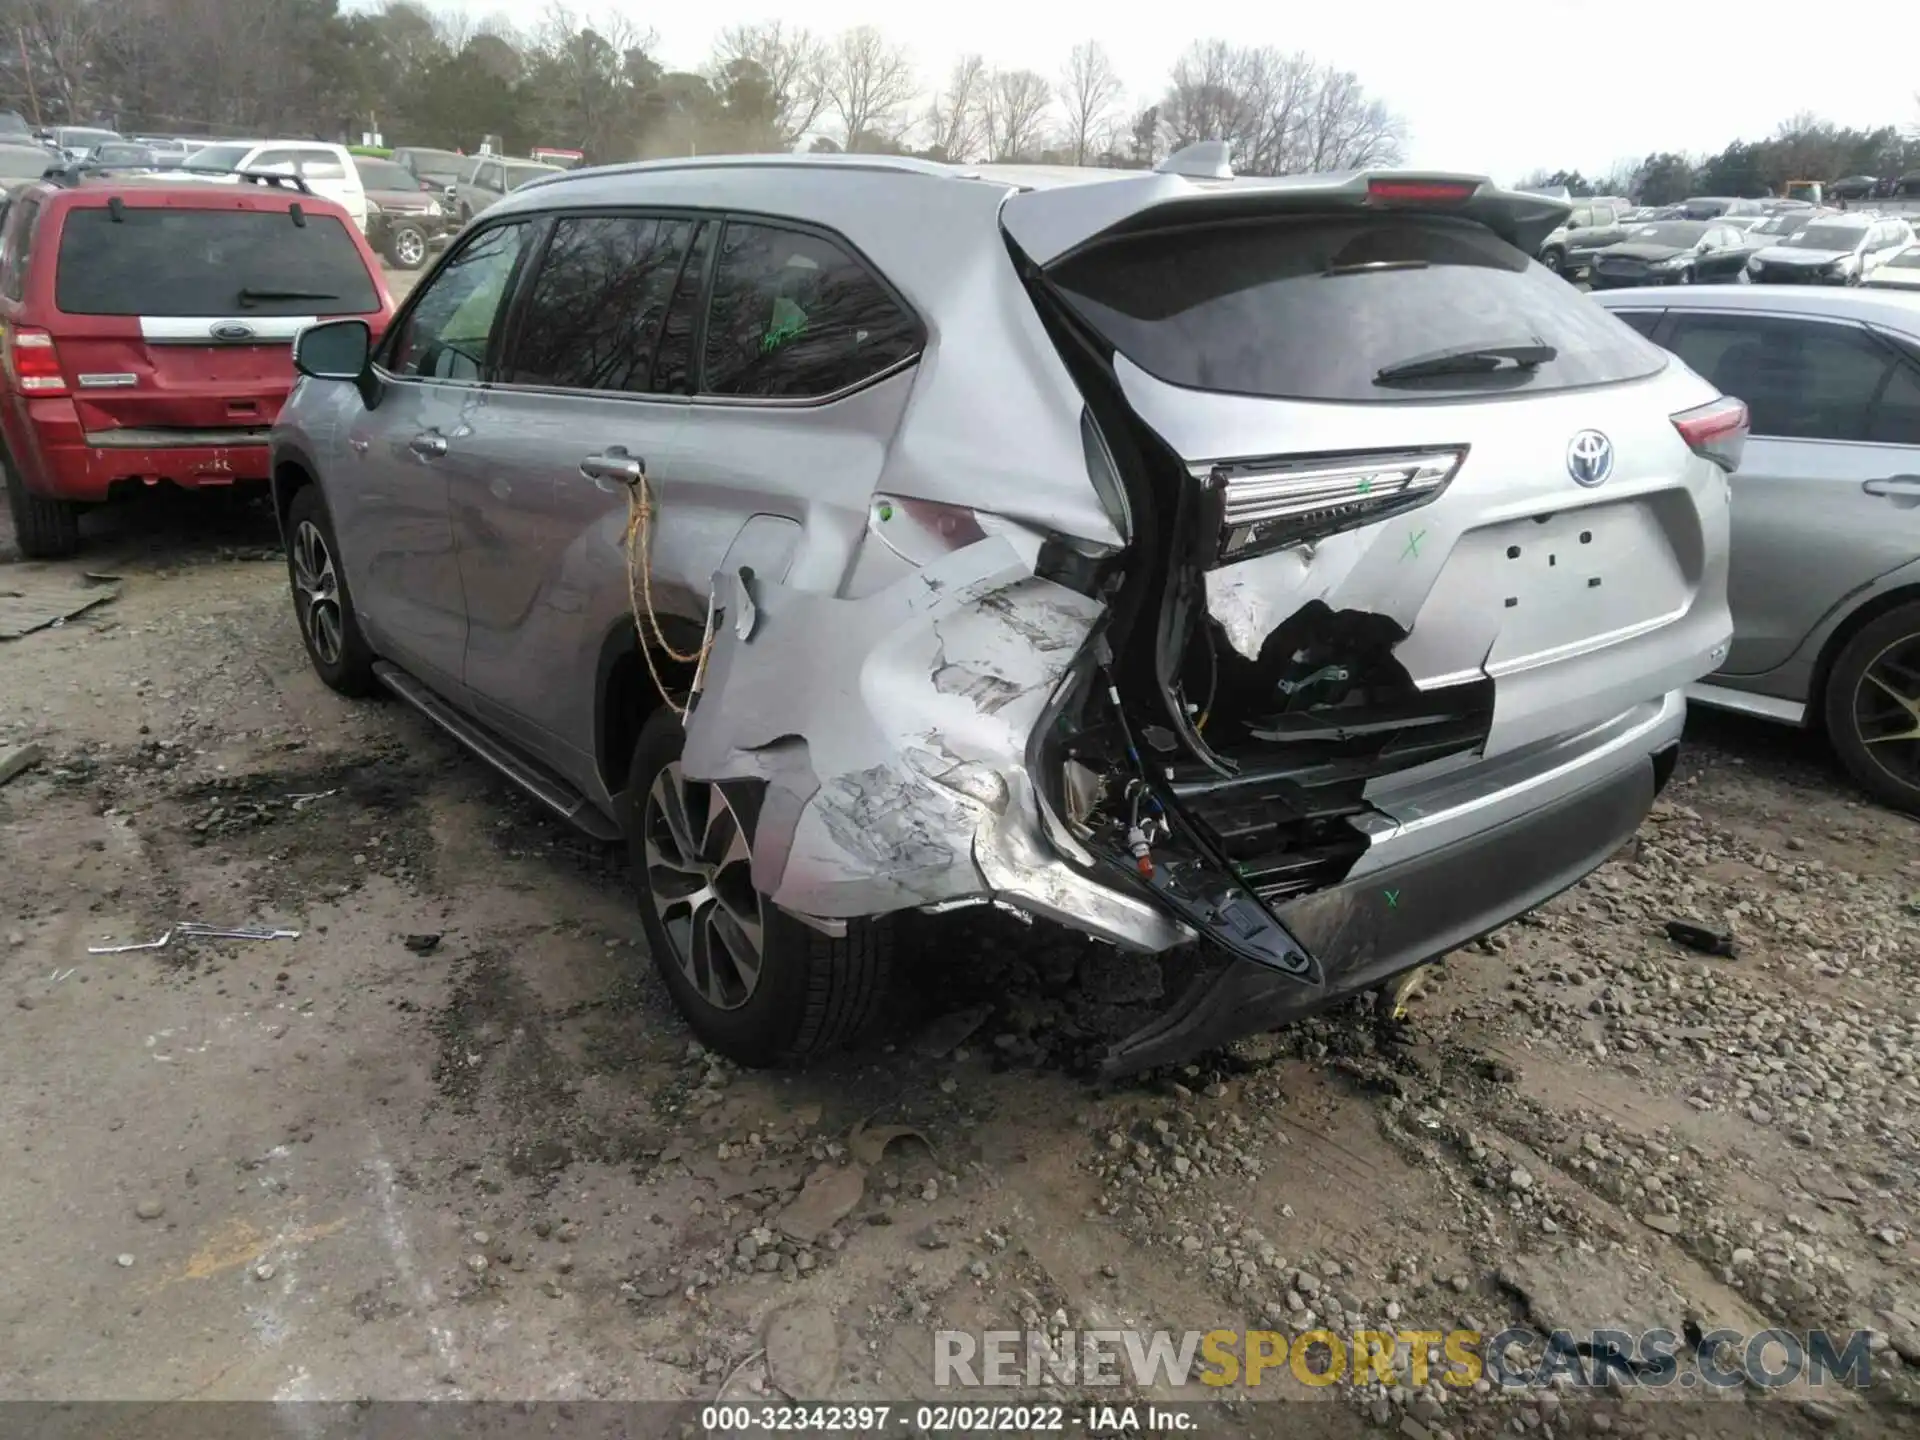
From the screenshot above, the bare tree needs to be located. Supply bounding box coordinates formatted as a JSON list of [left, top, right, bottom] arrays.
[[1299, 66, 1404, 171], [1058, 39, 1123, 166], [709, 20, 826, 147], [925, 53, 986, 162], [819, 24, 915, 151], [982, 67, 1052, 162], [1161, 40, 1400, 177]]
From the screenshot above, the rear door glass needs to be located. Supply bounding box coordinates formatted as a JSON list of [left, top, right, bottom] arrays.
[[1048, 214, 1666, 402], [701, 221, 921, 399], [502, 214, 698, 392], [1665, 314, 1892, 442], [54, 207, 381, 316]]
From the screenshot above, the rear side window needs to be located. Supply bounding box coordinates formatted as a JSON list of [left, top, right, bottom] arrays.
[[503, 214, 698, 392], [2, 196, 39, 301], [1049, 214, 1665, 403], [54, 207, 381, 317], [1664, 314, 1898, 443], [1611, 310, 1663, 340], [701, 221, 921, 399]]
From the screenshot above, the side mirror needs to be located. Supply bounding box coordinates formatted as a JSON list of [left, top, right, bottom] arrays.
[[293, 319, 371, 382]]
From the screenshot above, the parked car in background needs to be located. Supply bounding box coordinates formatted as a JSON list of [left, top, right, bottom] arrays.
[[0, 141, 53, 197], [444, 154, 562, 225], [45, 126, 121, 162], [1536, 195, 1629, 275], [272, 154, 1735, 1073], [1678, 196, 1767, 220], [0, 110, 34, 141], [0, 170, 392, 558], [87, 142, 157, 168], [1746, 214, 1914, 285], [1828, 175, 1878, 201], [1594, 286, 1920, 814], [353, 154, 449, 269], [1587, 220, 1755, 288], [133, 136, 191, 167], [391, 146, 467, 191], [183, 140, 368, 232], [1864, 245, 1920, 291]]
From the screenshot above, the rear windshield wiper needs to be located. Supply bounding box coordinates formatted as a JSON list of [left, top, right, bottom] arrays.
[[237, 288, 339, 304], [1375, 339, 1557, 384]]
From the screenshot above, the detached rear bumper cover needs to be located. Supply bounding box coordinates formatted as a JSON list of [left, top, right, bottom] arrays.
[[680, 534, 1187, 952], [1099, 739, 1664, 1077]]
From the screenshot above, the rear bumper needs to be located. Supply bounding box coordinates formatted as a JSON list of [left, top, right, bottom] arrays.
[[1098, 691, 1683, 1076], [26, 435, 270, 501]]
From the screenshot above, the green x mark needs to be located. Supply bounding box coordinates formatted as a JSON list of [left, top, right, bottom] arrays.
[[1384, 889, 1400, 908], [1401, 530, 1426, 561], [1355, 478, 1374, 495]]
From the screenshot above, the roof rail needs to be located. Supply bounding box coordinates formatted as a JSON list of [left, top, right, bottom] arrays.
[[1156, 140, 1233, 181], [231, 168, 312, 194]]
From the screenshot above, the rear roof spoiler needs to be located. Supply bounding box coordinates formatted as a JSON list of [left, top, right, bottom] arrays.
[[1000, 161, 1574, 267]]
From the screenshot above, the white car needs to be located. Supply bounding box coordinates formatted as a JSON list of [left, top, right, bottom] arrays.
[[1746, 214, 1914, 285], [181, 140, 368, 232], [1863, 242, 1920, 291]]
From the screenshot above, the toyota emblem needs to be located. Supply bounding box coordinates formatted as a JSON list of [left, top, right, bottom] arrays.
[[1567, 430, 1614, 487], [210, 321, 256, 342]]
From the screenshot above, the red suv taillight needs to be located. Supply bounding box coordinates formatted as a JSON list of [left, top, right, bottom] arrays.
[[6, 327, 69, 396], [1672, 396, 1748, 473]]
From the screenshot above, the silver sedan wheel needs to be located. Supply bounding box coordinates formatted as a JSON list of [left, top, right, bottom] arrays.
[[643, 761, 764, 1011], [1855, 634, 1920, 792], [291, 519, 344, 666]]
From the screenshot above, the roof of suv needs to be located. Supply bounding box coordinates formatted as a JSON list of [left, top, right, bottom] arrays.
[[19, 168, 358, 217], [1590, 283, 1920, 330], [495, 154, 1573, 264]]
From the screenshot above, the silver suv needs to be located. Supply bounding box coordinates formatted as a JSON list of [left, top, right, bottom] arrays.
[[272, 149, 1739, 1075]]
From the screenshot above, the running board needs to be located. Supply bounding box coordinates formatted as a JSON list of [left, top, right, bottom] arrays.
[[372, 661, 623, 842]]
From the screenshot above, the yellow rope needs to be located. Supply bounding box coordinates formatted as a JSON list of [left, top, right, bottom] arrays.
[[622, 470, 710, 721]]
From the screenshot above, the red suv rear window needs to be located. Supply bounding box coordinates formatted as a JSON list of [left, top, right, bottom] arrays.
[[54, 206, 381, 317]]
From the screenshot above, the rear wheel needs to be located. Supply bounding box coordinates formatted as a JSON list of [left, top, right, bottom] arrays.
[[3, 459, 81, 559], [1823, 601, 1920, 816], [626, 708, 894, 1066], [1540, 248, 1565, 276], [284, 486, 376, 696], [385, 223, 428, 269]]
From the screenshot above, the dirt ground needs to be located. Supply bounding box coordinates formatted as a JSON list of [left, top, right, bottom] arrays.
[[2, 479, 1918, 1440]]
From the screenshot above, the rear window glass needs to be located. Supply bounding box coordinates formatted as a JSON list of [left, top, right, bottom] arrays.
[[1048, 214, 1664, 403], [1787, 225, 1867, 250], [184, 144, 248, 172], [54, 207, 380, 316]]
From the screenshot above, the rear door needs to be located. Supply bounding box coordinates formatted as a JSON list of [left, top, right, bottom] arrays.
[[1662, 307, 1920, 676], [449, 208, 706, 774], [1033, 199, 1732, 760], [46, 199, 385, 443]]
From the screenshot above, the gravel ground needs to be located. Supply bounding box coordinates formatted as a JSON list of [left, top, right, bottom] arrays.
[[2, 472, 1918, 1438]]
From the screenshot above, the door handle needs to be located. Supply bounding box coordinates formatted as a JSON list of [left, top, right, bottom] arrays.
[[408, 431, 448, 458], [580, 446, 645, 486], [1863, 474, 1920, 498]]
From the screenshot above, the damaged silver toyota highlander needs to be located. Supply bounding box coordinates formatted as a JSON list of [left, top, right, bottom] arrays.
[[271, 145, 1742, 1076]]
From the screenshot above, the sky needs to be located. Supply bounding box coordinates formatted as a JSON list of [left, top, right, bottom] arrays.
[[441, 0, 1919, 183]]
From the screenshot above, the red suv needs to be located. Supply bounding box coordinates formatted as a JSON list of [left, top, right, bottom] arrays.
[[0, 170, 392, 557]]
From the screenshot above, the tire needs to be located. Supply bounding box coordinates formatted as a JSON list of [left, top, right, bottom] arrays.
[[3, 457, 81, 559], [1540, 248, 1565, 276], [385, 224, 427, 270], [1823, 601, 1920, 816], [284, 485, 377, 697], [626, 707, 894, 1066]]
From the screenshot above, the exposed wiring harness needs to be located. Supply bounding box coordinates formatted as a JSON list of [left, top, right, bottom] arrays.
[[622, 470, 710, 722]]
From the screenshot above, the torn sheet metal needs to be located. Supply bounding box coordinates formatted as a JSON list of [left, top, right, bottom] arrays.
[[87, 922, 301, 954], [683, 535, 1116, 924]]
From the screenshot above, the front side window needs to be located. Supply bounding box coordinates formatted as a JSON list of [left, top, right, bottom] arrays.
[[701, 221, 920, 399], [298, 151, 347, 181], [503, 214, 697, 393], [386, 221, 530, 381], [1666, 314, 1896, 443], [251, 149, 302, 172]]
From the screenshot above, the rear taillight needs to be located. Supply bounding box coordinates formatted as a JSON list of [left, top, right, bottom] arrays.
[[1366, 178, 1478, 206], [1672, 396, 1748, 473], [6, 327, 69, 396], [1203, 447, 1467, 566]]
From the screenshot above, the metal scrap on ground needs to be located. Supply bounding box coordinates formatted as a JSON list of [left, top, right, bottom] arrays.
[[87, 922, 302, 955], [0, 574, 121, 640], [0, 743, 45, 789]]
